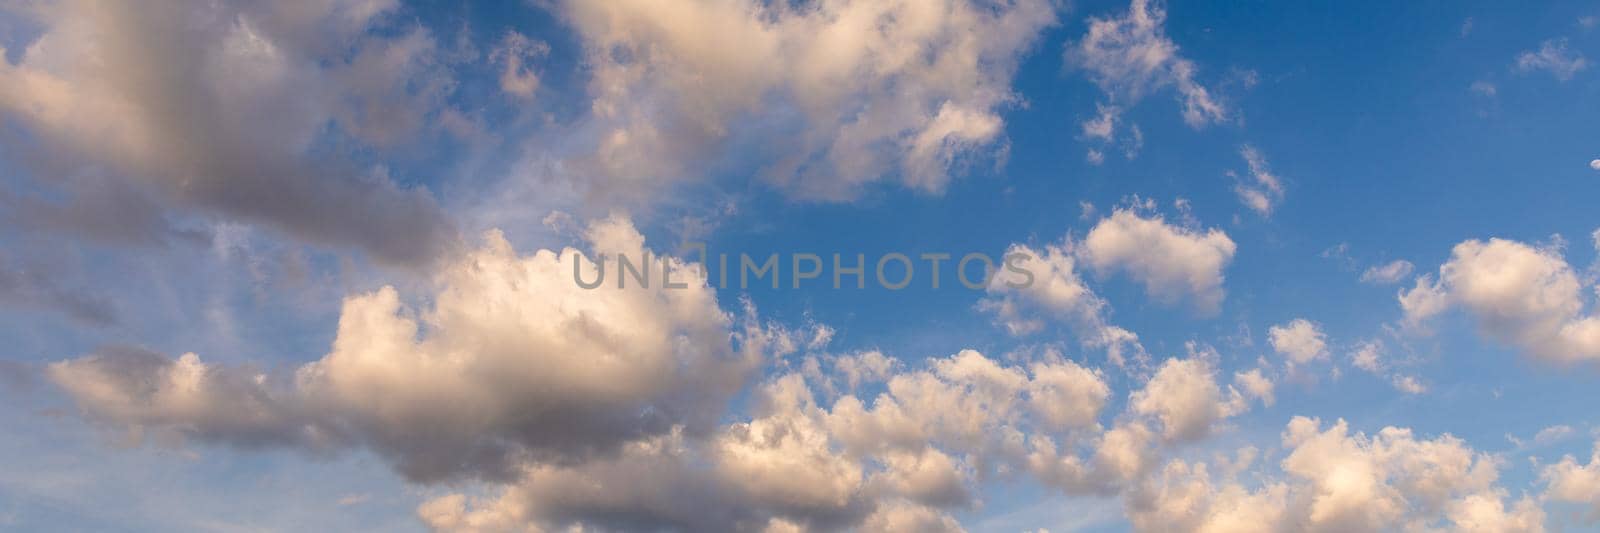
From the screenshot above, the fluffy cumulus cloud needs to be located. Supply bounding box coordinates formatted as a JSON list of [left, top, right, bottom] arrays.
[[562, 0, 1056, 201], [0, 0, 459, 266], [1130, 357, 1251, 442], [53, 296, 1577, 532], [490, 31, 548, 99], [1400, 238, 1600, 364], [54, 301, 1302, 532], [1269, 318, 1329, 366], [50, 215, 771, 482], [1077, 207, 1238, 315]]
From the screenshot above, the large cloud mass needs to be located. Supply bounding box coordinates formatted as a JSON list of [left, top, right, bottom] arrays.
[[51, 215, 768, 482], [0, 0, 459, 266]]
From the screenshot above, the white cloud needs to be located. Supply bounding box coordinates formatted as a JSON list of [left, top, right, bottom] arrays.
[[1077, 207, 1237, 315], [1069, 0, 1226, 129], [1351, 340, 1384, 373], [1269, 318, 1328, 365], [1234, 145, 1285, 216], [1066, 0, 1225, 161], [1542, 441, 1600, 524], [1128, 417, 1544, 533], [1515, 38, 1589, 81], [1400, 238, 1600, 364], [1535, 425, 1576, 446], [1130, 358, 1249, 442], [1279, 417, 1543, 533], [1233, 368, 1275, 407], [1028, 360, 1113, 432], [1360, 260, 1415, 285], [1591, 159, 1600, 171], [563, 0, 1056, 201]]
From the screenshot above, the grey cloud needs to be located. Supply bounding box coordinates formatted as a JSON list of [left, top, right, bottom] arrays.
[[0, 0, 460, 267], [0, 253, 117, 327]]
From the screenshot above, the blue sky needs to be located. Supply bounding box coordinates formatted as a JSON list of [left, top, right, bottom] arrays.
[[1, 0, 1599, 531]]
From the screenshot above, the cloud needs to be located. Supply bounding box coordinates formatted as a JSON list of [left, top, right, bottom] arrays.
[[1269, 318, 1328, 366], [560, 0, 1056, 202], [1130, 357, 1251, 442], [1351, 340, 1384, 373], [489, 31, 548, 99], [420, 349, 1112, 531], [980, 242, 1146, 366], [1077, 207, 1237, 315], [1390, 375, 1427, 395], [0, 254, 118, 327], [0, 0, 460, 267], [1281, 417, 1544, 532], [1400, 238, 1600, 364], [50, 215, 774, 482], [1515, 38, 1589, 81], [1127, 416, 1545, 533], [1542, 442, 1600, 523], [1233, 368, 1275, 407], [1068, 0, 1227, 129], [47, 346, 316, 449], [1360, 260, 1415, 285], [1233, 145, 1285, 216]]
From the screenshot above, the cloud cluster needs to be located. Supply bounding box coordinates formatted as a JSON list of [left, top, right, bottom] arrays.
[[418, 348, 1125, 531], [981, 204, 1237, 365], [1130, 357, 1251, 442], [1131, 417, 1546, 533], [51, 284, 1276, 531], [561, 0, 1056, 201], [1400, 238, 1600, 364], [0, 0, 460, 266], [50, 216, 771, 482]]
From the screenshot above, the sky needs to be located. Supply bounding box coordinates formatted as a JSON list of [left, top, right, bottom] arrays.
[[1, 0, 1599, 531]]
